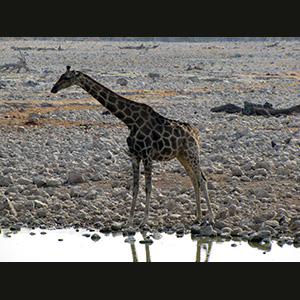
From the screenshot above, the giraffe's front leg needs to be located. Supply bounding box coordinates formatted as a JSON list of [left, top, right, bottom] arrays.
[[140, 158, 152, 228], [125, 156, 141, 227], [200, 171, 214, 224]]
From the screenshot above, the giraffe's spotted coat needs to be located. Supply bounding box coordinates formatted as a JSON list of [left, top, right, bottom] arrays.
[[51, 66, 215, 227]]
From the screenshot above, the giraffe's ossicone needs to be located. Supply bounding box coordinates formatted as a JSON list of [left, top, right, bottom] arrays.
[[51, 66, 215, 227]]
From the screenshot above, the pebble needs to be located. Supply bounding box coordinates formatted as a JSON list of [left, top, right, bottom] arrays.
[[139, 238, 153, 244], [68, 171, 85, 184], [111, 224, 123, 231], [10, 224, 21, 231], [231, 166, 243, 177], [91, 233, 101, 241], [248, 230, 271, 243], [192, 225, 217, 237], [124, 236, 136, 243], [116, 78, 128, 86]]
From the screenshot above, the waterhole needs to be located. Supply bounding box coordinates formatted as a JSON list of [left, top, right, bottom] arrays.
[[1, 227, 299, 262]]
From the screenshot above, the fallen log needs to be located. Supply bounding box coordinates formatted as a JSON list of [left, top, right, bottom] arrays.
[[211, 101, 300, 117], [0, 51, 29, 73], [118, 44, 159, 50]]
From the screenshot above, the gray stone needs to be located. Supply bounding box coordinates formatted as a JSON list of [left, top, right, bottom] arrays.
[[231, 227, 243, 236], [293, 231, 300, 244], [253, 168, 268, 176], [231, 166, 243, 177], [255, 161, 271, 170], [262, 210, 276, 220], [228, 204, 237, 216], [194, 225, 217, 237], [148, 73, 161, 80], [10, 224, 21, 231], [0, 196, 17, 216], [0, 175, 13, 186], [111, 223, 123, 231], [248, 230, 271, 243], [91, 233, 101, 241], [34, 200, 48, 208], [265, 219, 279, 228], [33, 176, 46, 187], [254, 188, 270, 198], [125, 236, 136, 243], [23, 200, 35, 210], [290, 220, 300, 231], [191, 225, 201, 234], [46, 178, 62, 187], [36, 208, 48, 218], [241, 175, 251, 182], [216, 207, 228, 219], [139, 238, 153, 244], [68, 171, 85, 184], [188, 76, 200, 83], [116, 78, 128, 86], [17, 177, 33, 185], [221, 227, 232, 234]]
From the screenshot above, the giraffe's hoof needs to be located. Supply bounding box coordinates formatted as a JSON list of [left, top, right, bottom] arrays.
[[200, 220, 208, 227], [139, 223, 146, 229], [192, 219, 200, 225]]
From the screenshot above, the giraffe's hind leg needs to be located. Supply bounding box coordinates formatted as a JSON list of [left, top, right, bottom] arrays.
[[177, 153, 214, 224], [140, 158, 152, 228], [199, 170, 214, 224]]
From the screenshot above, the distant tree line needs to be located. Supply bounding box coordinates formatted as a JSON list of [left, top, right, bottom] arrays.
[[1, 37, 300, 42]]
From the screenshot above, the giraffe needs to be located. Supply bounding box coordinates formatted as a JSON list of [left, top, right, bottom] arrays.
[[51, 66, 215, 227]]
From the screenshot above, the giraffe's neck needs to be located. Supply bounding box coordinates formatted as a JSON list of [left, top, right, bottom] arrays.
[[77, 73, 145, 129]]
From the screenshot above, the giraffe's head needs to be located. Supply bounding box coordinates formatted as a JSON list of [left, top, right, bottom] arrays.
[[51, 66, 81, 93]]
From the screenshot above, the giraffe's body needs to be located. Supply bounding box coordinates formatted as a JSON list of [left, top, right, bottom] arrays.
[[51, 66, 214, 227]]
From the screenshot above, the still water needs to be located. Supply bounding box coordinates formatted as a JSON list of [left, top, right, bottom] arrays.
[[1, 227, 299, 262]]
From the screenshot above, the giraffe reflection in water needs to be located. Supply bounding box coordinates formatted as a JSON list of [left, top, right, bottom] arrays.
[[128, 234, 213, 262]]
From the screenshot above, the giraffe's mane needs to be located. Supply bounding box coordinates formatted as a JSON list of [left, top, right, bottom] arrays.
[[79, 71, 141, 105]]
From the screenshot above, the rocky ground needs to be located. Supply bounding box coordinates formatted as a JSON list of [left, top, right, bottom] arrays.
[[0, 39, 300, 245]]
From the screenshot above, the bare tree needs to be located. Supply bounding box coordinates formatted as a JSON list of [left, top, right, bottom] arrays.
[[0, 51, 30, 73]]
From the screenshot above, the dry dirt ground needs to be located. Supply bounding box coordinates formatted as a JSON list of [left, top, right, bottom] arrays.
[[1, 40, 300, 243]]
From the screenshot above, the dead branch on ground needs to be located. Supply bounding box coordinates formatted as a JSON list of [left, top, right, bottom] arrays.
[[211, 101, 300, 117], [0, 51, 30, 73]]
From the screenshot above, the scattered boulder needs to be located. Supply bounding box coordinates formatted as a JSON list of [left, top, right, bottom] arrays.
[[67, 171, 85, 184], [248, 230, 271, 243], [148, 72, 161, 80], [191, 225, 217, 237], [231, 166, 243, 177], [116, 78, 128, 86]]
